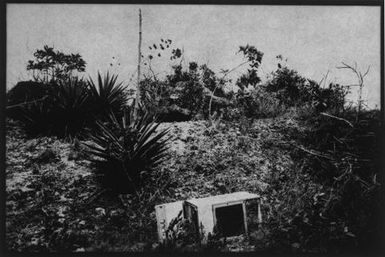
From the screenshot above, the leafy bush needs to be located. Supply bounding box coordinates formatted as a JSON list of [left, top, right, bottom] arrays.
[[265, 67, 306, 106], [84, 109, 171, 194], [232, 87, 286, 120], [265, 67, 347, 112], [27, 45, 86, 83], [140, 62, 228, 121], [236, 45, 264, 90]]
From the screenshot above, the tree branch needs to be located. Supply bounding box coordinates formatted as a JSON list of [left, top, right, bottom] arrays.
[[320, 112, 354, 128]]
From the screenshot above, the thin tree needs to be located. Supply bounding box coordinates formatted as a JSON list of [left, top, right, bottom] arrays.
[[134, 8, 142, 118]]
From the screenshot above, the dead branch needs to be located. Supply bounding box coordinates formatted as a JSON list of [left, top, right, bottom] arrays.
[[318, 70, 330, 87], [294, 145, 334, 160], [336, 61, 370, 116], [208, 60, 250, 122], [6, 95, 49, 109], [320, 112, 354, 128]]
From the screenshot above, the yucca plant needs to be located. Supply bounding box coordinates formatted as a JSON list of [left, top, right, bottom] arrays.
[[87, 72, 129, 120], [84, 107, 171, 194]]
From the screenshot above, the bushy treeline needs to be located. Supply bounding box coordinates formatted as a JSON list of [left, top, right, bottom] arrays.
[[7, 44, 349, 135], [139, 48, 348, 123]]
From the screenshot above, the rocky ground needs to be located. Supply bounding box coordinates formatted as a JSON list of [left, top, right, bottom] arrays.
[[6, 117, 295, 252]]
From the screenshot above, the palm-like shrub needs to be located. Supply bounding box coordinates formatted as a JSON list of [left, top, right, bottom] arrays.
[[84, 109, 171, 194], [87, 72, 129, 120]]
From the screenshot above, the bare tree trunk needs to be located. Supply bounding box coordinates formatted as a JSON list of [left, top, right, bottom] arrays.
[[134, 8, 142, 119], [358, 82, 363, 114]]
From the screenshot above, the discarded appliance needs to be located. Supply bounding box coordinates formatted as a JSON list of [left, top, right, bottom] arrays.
[[155, 191, 262, 242]]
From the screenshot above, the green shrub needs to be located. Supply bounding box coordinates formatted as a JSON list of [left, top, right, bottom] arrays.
[[84, 108, 171, 194]]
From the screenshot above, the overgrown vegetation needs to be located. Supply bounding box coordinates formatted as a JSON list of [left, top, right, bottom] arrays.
[[27, 45, 86, 83], [5, 42, 384, 253], [84, 109, 170, 194]]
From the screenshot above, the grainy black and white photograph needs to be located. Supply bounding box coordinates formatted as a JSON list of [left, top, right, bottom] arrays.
[[5, 2, 384, 254]]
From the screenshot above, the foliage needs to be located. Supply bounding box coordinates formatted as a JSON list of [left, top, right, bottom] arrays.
[[8, 72, 130, 138], [144, 38, 179, 62], [260, 109, 384, 253], [265, 67, 306, 106], [225, 87, 286, 121], [6, 80, 52, 107], [6, 106, 383, 252], [6, 80, 54, 120], [157, 210, 227, 252], [6, 40, 383, 253], [27, 45, 86, 83], [265, 66, 348, 112], [158, 211, 199, 251], [140, 43, 268, 122], [15, 89, 56, 137], [84, 109, 171, 194], [140, 62, 228, 121], [17, 78, 90, 138], [236, 45, 264, 90], [51, 78, 90, 137], [87, 72, 130, 120]]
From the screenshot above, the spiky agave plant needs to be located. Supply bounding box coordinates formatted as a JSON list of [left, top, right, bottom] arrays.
[[84, 108, 170, 194], [87, 72, 129, 120]]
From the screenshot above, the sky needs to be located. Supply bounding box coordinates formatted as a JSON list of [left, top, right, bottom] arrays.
[[7, 4, 381, 108]]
